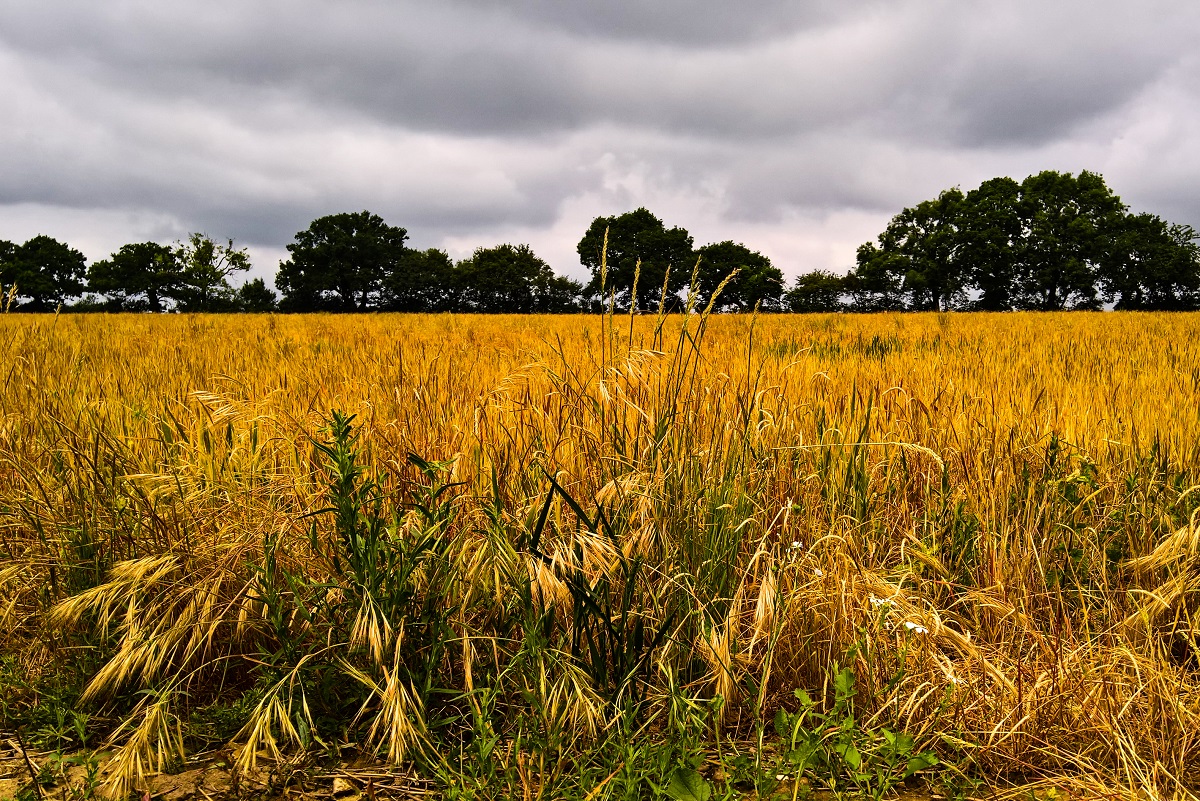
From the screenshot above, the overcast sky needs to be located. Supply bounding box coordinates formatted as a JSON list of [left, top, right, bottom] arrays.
[[2, 0, 1199, 286]]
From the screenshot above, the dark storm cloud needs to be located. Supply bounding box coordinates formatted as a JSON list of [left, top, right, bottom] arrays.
[[4, 0, 1175, 142], [1, 1, 896, 138], [1, 0, 1198, 278]]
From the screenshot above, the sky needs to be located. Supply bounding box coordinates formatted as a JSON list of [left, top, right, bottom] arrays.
[[2, 0, 1199, 287]]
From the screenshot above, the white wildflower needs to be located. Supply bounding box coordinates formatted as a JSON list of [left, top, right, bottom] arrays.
[[813, 568, 824, 577], [903, 621, 928, 635]]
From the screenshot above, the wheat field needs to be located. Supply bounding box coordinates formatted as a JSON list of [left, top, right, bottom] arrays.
[[2, 310, 1199, 800]]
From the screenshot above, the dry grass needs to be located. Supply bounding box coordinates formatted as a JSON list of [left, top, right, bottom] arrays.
[[1, 311, 1199, 799]]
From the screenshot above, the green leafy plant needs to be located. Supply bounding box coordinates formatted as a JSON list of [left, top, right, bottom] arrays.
[[665, 766, 712, 801], [239, 410, 461, 763], [774, 666, 939, 800]]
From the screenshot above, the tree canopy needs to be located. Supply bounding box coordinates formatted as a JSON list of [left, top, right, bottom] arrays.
[[786, 270, 846, 313], [0, 235, 88, 311], [235, 278, 279, 313], [792, 171, 1200, 312], [382, 248, 458, 312], [272, 211, 584, 314], [1012, 170, 1125, 310], [173, 234, 252, 312], [1104, 215, 1200, 311], [5, 179, 1196, 315], [86, 235, 263, 312], [694, 241, 784, 311], [276, 211, 408, 312], [856, 188, 968, 311], [87, 242, 180, 312], [958, 177, 1023, 311], [457, 244, 582, 313], [577, 208, 694, 311]]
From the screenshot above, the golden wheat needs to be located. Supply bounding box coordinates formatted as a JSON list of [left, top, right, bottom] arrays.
[[1, 311, 1199, 799]]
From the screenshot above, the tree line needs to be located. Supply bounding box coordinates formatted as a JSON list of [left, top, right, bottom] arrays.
[[3, 170, 1198, 313], [273, 208, 787, 313], [796, 170, 1200, 312], [0, 208, 786, 314], [0, 234, 276, 313]]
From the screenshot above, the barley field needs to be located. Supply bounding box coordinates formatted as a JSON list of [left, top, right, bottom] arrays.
[[2, 311, 1200, 800]]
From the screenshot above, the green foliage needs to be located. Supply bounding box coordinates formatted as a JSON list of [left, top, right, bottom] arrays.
[[960, 176, 1023, 310], [845, 243, 907, 312], [1015, 170, 1124, 310], [235, 277, 278, 312], [526, 473, 675, 712], [694, 241, 784, 312], [11, 747, 103, 801], [827, 169, 1199, 312], [786, 269, 847, 312], [56, 751, 103, 801], [773, 668, 939, 800], [1105, 214, 1200, 310], [435, 663, 729, 801], [0, 235, 88, 311], [172, 233, 252, 312], [664, 766, 712, 801], [860, 188, 968, 311], [243, 410, 460, 752], [456, 243, 582, 313], [188, 686, 267, 747], [87, 241, 180, 312], [578, 207, 695, 311], [0, 657, 98, 752], [276, 211, 409, 311], [382, 247, 459, 312], [276, 215, 582, 314]]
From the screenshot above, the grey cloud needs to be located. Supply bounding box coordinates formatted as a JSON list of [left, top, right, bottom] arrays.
[[2, 0, 1200, 279], [1, 33, 597, 247], [6, 0, 1186, 146], [451, 0, 859, 45], [931, 5, 1192, 147]]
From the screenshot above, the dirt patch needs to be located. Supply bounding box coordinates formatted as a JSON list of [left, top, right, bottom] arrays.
[[0, 739, 435, 801]]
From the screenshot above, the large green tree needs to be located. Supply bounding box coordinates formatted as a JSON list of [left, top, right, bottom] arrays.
[[234, 278, 279, 312], [960, 177, 1023, 310], [1013, 170, 1125, 310], [694, 241, 784, 311], [173, 234, 251, 312], [457, 244, 581, 313], [1103, 214, 1200, 310], [847, 243, 906, 311], [786, 270, 847, 313], [0, 235, 88, 311], [577, 208, 694, 311], [276, 211, 408, 311], [382, 248, 459, 312], [852, 170, 1197, 312], [851, 188, 968, 311], [87, 242, 180, 312]]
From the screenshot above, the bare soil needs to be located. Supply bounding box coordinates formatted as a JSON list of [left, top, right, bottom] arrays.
[[0, 739, 434, 801]]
